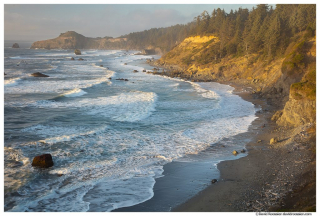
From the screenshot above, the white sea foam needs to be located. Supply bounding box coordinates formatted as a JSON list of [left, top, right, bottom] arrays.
[[4, 78, 21, 86], [34, 91, 157, 122], [63, 88, 87, 97], [187, 81, 220, 99], [22, 124, 108, 144]]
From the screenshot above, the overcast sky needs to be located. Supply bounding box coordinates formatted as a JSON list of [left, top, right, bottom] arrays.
[[4, 4, 263, 42]]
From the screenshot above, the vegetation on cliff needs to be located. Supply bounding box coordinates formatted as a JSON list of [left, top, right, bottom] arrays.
[[155, 4, 316, 128]]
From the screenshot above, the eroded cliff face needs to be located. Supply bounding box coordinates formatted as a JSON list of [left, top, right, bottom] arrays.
[[155, 34, 316, 128]]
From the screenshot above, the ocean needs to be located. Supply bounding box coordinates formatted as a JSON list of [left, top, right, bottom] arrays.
[[4, 43, 257, 212]]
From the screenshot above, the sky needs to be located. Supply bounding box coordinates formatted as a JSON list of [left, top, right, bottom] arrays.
[[4, 4, 264, 42]]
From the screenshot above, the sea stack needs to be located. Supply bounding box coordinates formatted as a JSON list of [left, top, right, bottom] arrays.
[[12, 43, 20, 48]]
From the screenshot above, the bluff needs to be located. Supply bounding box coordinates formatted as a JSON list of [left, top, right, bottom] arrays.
[[152, 33, 316, 128]]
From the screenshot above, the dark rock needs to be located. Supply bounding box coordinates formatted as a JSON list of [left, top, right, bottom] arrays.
[[100, 65, 103, 67], [57, 174, 63, 177], [12, 43, 20, 48], [115, 78, 129, 81], [133, 70, 138, 73], [74, 49, 81, 55], [70, 57, 75, 60], [124, 63, 127, 65], [31, 154, 54, 168], [108, 77, 112, 80], [78, 58, 84, 61], [4, 73, 7, 76], [211, 179, 218, 184], [241, 149, 246, 153], [31, 72, 49, 77], [142, 69, 146, 72]]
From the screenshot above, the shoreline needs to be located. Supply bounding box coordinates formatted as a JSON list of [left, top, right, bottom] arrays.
[[172, 81, 316, 212], [142, 63, 316, 212]]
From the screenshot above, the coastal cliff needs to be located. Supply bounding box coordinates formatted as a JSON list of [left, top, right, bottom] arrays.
[[150, 31, 316, 212], [152, 33, 316, 128]]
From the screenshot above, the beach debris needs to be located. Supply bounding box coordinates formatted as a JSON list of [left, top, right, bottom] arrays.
[[241, 149, 246, 153], [232, 150, 239, 155], [270, 137, 278, 145], [74, 49, 81, 55], [31, 72, 49, 77], [12, 43, 20, 48], [211, 179, 218, 184], [70, 57, 75, 60], [32, 154, 54, 168]]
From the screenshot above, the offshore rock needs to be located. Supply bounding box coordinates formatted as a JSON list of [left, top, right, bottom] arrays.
[[12, 43, 20, 48], [32, 154, 54, 168], [31, 72, 49, 77], [74, 49, 81, 55]]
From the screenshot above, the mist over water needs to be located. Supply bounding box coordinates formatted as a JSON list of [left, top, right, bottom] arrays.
[[4, 47, 256, 212]]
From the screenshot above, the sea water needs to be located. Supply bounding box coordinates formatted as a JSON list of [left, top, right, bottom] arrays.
[[4, 45, 257, 212]]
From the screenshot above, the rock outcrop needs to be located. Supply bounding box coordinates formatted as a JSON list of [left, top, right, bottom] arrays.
[[31, 154, 54, 168], [12, 43, 19, 48], [31, 72, 49, 77], [74, 49, 81, 55]]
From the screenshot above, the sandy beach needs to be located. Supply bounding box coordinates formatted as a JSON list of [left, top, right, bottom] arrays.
[[174, 83, 316, 212]]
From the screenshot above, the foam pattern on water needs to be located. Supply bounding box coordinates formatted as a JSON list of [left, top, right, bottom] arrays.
[[4, 49, 257, 212]]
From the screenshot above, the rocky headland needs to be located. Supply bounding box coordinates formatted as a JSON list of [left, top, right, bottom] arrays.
[[30, 31, 161, 54]]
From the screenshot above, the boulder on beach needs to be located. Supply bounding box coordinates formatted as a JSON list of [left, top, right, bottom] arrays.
[[74, 49, 81, 55], [232, 150, 238, 155], [12, 43, 20, 48], [211, 179, 218, 184], [31, 154, 54, 168], [31, 72, 49, 77], [270, 137, 278, 145]]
